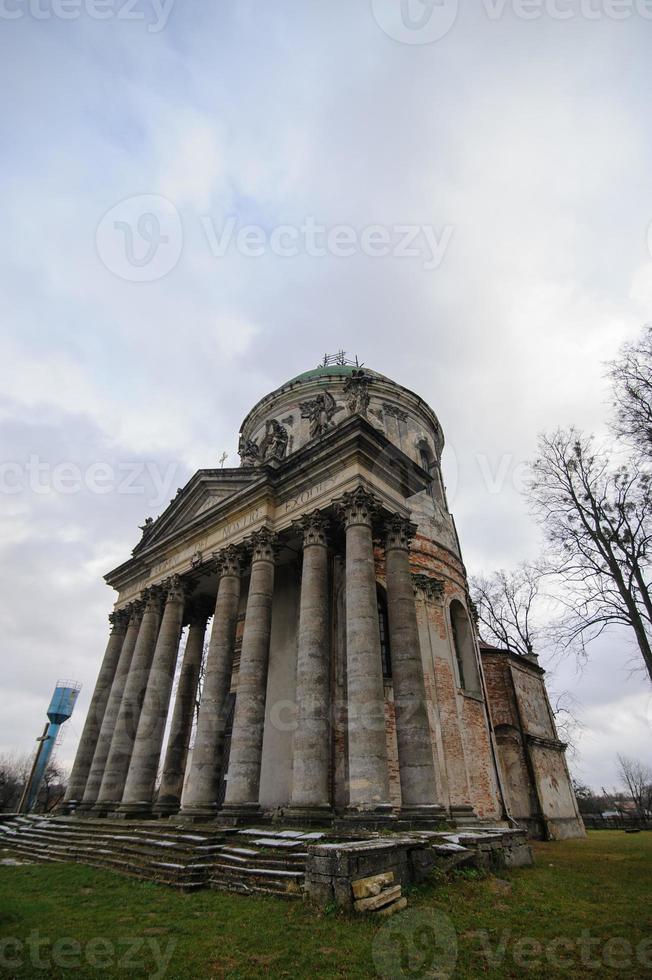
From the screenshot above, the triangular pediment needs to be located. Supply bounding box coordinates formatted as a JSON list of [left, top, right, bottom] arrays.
[[132, 468, 259, 554]]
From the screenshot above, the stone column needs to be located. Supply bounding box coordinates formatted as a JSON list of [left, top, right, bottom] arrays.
[[61, 610, 128, 810], [155, 603, 210, 815], [119, 576, 188, 817], [180, 547, 243, 820], [94, 587, 162, 813], [222, 528, 277, 818], [288, 511, 332, 818], [384, 515, 440, 820], [339, 486, 391, 816], [79, 602, 144, 811]]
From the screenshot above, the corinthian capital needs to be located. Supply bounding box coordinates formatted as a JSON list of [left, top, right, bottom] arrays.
[[162, 574, 189, 604], [384, 514, 417, 551], [141, 585, 163, 613], [247, 526, 278, 563], [109, 609, 129, 635], [213, 544, 244, 579], [412, 574, 445, 603], [126, 600, 145, 627], [293, 510, 329, 548], [336, 486, 381, 529]]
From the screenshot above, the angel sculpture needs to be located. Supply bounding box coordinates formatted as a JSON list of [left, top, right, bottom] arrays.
[[299, 390, 342, 439], [343, 370, 371, 417]]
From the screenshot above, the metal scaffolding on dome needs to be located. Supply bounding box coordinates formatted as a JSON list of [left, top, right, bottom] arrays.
[[320, 352, 362, 368]]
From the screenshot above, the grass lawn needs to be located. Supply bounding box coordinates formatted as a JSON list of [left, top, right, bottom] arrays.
[[1, 831, 651, 978]]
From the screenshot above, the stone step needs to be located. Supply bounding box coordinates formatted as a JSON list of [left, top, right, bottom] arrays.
[[214, 863, 304, 881], [9, 830, 230, 854], [0, 818, 314, 899], [209, 876, 303, 900], [1, 826, 221, 859], [0, 832, 213, 890], [216, 851, 306, 871], [210, 871, 304, 899]]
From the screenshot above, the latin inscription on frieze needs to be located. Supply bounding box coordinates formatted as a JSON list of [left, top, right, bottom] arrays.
[[283, 476, 337, 515]]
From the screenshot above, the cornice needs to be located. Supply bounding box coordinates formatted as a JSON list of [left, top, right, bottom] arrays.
[[105, 416, 430, 593]]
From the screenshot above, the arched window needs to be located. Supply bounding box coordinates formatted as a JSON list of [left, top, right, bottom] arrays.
[[377, 587, 392, 678], [450, 599, 481, 695]]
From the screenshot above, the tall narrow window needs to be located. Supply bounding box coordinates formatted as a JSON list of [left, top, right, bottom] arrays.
[[418, 441, 440, 504], [377, 587, 392, 678], [450, 600, 481, 694]]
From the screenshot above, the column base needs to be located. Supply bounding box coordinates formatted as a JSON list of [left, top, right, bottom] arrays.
[[176, 803, 221, 824], [57, 800, 81, 815], [68, 800, 96, 817], [218, 803, 264, 827], [340, 804, 396, 829], [281, 805, 334, 827], [450, 805, 477, 820], [112, 802, 155, 820], [89, 802, 115, 818], [152, 801, 181, 818], [397, 805, 449, 829]]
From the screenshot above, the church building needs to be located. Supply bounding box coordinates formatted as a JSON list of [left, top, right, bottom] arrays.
[[62, 356, 584, 839]]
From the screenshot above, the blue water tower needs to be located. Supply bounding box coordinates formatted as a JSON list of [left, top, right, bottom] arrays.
[[19, 680, 81, 813]]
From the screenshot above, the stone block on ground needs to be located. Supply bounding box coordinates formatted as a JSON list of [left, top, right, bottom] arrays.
[[376, 896, 408, 917], [351, 871, 394, 899], [354, 884, 402, 912]]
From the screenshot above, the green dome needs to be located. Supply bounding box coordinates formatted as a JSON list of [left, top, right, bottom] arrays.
[[287, 364, 380, 385]]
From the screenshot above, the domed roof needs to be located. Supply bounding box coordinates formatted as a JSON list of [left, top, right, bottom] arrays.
[[287, 364, 383, 385]]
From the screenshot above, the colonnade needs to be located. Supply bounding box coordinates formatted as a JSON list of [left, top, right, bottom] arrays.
[[63, 487, 439, 822]]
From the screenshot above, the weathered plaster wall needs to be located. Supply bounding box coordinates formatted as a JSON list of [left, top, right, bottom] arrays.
[[482, 651, 585, 839]]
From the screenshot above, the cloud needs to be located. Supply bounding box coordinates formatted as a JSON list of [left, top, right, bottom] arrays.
[[0, 3, 650, 783]]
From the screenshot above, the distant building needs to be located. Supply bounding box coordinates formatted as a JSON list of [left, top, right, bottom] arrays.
[[63, 356, 584, 838]]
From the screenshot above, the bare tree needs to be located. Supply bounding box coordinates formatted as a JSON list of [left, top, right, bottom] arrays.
[[40, 760, 67, 813], [608, 325, 652, 458], [471, 563, 542, 657], [0, 753, 67, 813], [0, 753, 29, 811], [527, 428, 652, 683], [617, 754, 652, 821]]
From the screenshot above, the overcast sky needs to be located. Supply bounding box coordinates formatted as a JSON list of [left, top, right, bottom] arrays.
[[1, 1, 651, 791]]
